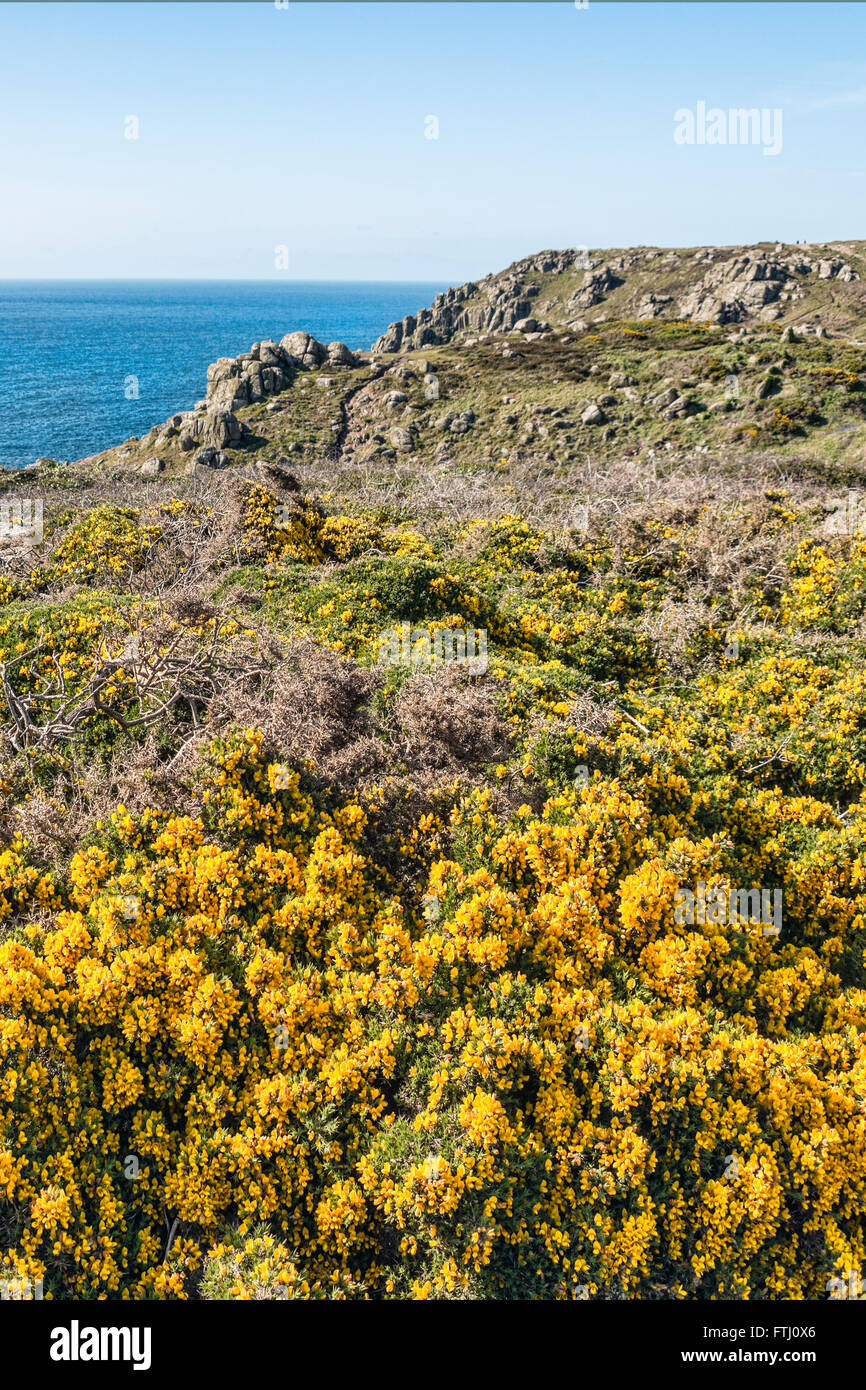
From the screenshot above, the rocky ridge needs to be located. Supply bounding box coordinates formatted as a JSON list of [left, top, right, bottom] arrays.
[[140, 332, 361, 470], [371, 242, 866, 353], [30, 240, 866, 485]]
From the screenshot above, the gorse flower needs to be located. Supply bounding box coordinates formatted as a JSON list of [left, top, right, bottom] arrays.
[[2, 482, 866, 1301]]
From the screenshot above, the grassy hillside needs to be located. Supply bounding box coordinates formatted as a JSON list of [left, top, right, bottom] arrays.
[[2, 246, 866, 1301]]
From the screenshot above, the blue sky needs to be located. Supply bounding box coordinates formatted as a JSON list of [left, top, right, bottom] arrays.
[[0, 1, 864, 280]]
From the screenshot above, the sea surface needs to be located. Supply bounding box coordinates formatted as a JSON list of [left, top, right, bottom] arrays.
[[0, 280, 444, 467]]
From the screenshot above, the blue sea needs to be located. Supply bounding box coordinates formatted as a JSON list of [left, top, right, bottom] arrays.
[[0, 280, 444, 467]]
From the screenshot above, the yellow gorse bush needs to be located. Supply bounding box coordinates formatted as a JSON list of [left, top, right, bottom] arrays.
[[1, 719, 865, 1300], [4, 488, 866, 1301], [47, 507, 163, 583]]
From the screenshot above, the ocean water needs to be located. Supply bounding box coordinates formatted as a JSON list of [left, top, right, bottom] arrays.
[[0, 280, 444, 467]]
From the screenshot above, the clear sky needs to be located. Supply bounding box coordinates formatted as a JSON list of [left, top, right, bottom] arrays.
[[1, 0, 864, 281]]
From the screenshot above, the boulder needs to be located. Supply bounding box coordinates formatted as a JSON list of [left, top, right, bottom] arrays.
[[569, 266, 623, 311], [513, 318, 539, 334], [206, 360, 249, 412], [678, 253, 788, 324], [245, 360, 266, 402], [327, 341, 358, 367], [191, 447, 230, 469], [206, 358, 237, 385], [205, 348, 286, 410], [581, 403, 606, 425], [257, 340, 284, 367], [280, 331, 327, 368], [139, 457, 164, 477], [261, 366, 284, 394], [756, 373, 780, 400], [389, 427, 415, 451], [194, 410, 243, 449], [374, 322, 406, 354]]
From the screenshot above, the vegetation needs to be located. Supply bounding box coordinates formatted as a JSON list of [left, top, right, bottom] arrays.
[[3, 271, 866, 1301]]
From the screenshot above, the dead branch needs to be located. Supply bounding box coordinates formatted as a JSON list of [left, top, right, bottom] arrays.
[[0, 613, 265, 754]]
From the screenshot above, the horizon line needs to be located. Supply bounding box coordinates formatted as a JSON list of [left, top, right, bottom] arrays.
[[0, 275, 451, 283]]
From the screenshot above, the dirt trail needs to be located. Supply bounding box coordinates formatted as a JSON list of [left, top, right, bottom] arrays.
[[326, 360, 393, 463]]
